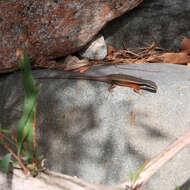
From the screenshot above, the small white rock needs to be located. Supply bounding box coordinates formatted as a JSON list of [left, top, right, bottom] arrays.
[[79, 35, 107, 60]]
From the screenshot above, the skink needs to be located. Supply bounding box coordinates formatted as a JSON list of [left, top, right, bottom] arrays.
[[37, 74, 157, 93]]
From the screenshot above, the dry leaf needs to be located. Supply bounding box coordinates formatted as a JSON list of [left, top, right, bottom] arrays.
[[107, 45, 115, 55], [146, 55, 162, 63], [16, 49, 24, 60], [106, 45, 115, 59], [181, 37, 190, 50], [59, 55, 89, 71], [78, 66, 90, 73], [159, 52, 190, 64]]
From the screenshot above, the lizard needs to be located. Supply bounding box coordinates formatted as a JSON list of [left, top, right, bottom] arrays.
[[36, 74, 158, 93]]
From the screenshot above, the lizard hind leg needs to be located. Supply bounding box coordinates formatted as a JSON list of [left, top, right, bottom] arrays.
[[134, 88, 142, 95]]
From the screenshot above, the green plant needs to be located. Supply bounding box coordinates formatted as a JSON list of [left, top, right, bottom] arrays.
[[128, 160, 147, 187], [0, 49, 42, 176], [129, 165, 144, 183], [0, 153, 11, 173]]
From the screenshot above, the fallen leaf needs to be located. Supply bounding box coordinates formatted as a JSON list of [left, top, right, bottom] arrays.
[[78, 66, 90, 73], [57, 55, 89, 71], [146, 55, 162, 63], [107, 45, 115, 55], [181, 37, 190, 50], [159, 52, 190, 64], [16, 49, 24, 60], [106, 45, 115, 59]]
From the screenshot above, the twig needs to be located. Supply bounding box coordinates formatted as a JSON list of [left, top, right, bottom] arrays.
[[0, 133, 29, 174], [118, 128, 190, 189]]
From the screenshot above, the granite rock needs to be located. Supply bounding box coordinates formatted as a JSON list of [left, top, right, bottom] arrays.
[[103, 0, 190, 51], [0, 0, 143, 70], [1, 64, 190, 190], [79, 35, 107, 60]]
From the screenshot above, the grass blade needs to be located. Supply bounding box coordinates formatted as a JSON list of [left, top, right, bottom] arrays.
[[0, 153, 11, 172]]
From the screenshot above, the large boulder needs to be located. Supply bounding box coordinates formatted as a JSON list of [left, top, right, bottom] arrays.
[[103, 0, 190, 50], [0, 0, 143, 71], [1, 63, 190, 190]]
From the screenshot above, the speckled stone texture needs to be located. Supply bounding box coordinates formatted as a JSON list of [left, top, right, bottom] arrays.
[[103, 0, 190, 51], [1, 63, 190, 190], [0, 0, 143, 70]]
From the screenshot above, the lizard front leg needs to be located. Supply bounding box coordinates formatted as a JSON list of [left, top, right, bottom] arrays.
[[108, 83, 116, 92]]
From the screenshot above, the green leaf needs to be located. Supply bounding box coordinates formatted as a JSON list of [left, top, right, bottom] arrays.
[[0, 153, 11, 173], [22, 149, 34, 163], [17, 49, 41, 155], [27, 163, 38, 177], [11, 162, 19, 167], [0, 129, 12, 134], [134, 162, 146, 182], [129, 170, 134, 182]]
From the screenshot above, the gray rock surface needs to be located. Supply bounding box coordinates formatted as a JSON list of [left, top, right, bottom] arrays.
[[103, 0, 190, 51], [0, 63, 190, 190], [79, 35, 107, 60]]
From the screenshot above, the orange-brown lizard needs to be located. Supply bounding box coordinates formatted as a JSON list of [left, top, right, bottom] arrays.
[[37, 74, 157, 93]]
